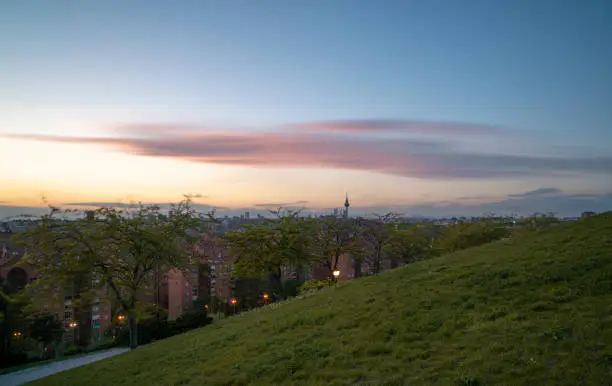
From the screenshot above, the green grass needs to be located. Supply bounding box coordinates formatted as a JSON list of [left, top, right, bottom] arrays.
[[33, 213, 612, 385]]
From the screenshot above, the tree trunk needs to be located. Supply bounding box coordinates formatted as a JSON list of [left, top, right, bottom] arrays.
[[353, 258, 362, 278], [373, 250, 381, 274], [390, 257, 399, 269], [128, 314, 138, 349], [295, 264, 303, 284], [272, 270, 285, 300]]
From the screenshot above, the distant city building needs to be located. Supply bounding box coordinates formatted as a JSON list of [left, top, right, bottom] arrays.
[[344, 193, 350, 219]]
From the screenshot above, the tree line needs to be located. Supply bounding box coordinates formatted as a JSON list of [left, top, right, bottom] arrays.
[[1, 198, 561, 367], [224, 210, 560, 302]]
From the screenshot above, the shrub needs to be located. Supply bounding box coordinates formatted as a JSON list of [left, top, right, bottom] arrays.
[[298, 279, 336, 294], [173, 310, 213, 334], [64, 345, 80, 356]]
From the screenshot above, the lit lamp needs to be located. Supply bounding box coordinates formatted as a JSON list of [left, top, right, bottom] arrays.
[[263, 293, 269, 304], [230, 298, 238, 314], [69, 321, 78, 346], [333, 270, 341, 280], [117, 314, 125, 323], [12, 331, 22, 337]]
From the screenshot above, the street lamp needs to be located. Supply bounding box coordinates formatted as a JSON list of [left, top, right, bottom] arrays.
[[69, 321, 78, 346], [12, 331, 22, 337], [117, 314, 125, 324], [333, 270, 340, 280], [230, 298, 238, 315], [263, 293, 269, 305]]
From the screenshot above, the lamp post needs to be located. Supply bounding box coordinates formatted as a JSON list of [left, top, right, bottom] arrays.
[[69, 321, 78, 346], [263, 293, 269, 305], [333, 270, 340, 281], [230, 298, 238, 315]]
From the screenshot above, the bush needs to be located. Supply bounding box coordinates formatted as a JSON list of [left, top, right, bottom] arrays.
[[173, 310, 213, 334], [298, 279, 336, 294], [112, 309, 213, 346], [0, 352, 28, 370], [95, 340, 119, 350], [64, 345, 80, 356]]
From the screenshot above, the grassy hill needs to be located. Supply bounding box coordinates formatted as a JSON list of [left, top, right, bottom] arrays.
[[33, 213, 612, 385]]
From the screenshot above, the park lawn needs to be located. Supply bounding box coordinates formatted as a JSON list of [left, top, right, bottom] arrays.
[[33, 213, 612, 385]]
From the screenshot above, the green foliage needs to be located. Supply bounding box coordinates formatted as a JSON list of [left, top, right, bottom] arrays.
[[298, 278, 336, 294], [227, 211, 316, 299], [14, 197, 210, 348], [174, 310, 213, 332], [232, 277, 273, 310], [385, 225, 433, 264], [434, 218, 510, 254], [113, 309, 212, 346], [64, 345, 80, 356], [0, 276, 29, 365], [33, 213, 612, 385], [312, 217, 359, 275], [28, 312, 64, 346], [356, 213, 398, 274]]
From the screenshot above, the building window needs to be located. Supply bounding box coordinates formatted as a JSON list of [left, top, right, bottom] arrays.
[[192, 287, 198, 298], [64, 311, 71, 320]]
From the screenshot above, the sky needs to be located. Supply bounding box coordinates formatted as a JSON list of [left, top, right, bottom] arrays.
[[1, 0, 611, 218]]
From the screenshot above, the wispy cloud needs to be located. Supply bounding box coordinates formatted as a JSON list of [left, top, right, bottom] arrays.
[[356, 189, 612, 218], [286, 119, 502, 135], [508, 188, 563, 198], [3, 121, 611, 179]]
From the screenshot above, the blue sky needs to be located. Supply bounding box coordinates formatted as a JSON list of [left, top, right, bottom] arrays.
[[0, 0, 611, 217]]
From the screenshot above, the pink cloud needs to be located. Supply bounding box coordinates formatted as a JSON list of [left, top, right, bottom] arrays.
[[286, 119, 501, 135], [3, 123, 610, 179]]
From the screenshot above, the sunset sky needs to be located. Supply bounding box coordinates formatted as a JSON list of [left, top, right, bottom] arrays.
[[1, 0, 611, 217]]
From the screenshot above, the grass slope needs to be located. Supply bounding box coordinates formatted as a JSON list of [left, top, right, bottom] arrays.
[[34, 214, 612, 385]]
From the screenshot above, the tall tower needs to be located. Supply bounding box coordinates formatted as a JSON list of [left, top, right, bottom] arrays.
[[344, 193, 350, 219]]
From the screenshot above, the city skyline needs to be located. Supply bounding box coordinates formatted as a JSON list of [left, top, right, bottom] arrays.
[[1, 1, 611, 217]]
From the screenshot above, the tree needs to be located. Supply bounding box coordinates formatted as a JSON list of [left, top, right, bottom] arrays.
[[15, 198, 209, 349], [29, 312, 63, 358], [311, 217, 359, 279], [434, 218, 510, 254], [0, 275, 29, 362], [227, 210, 314, 299], [385, 225, 432, 265], [357, 213, 399, 274]]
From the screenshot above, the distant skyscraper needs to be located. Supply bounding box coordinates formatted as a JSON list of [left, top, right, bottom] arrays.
[[344, 193, 350, 219]]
